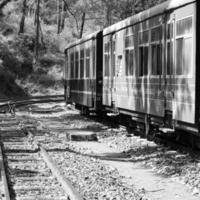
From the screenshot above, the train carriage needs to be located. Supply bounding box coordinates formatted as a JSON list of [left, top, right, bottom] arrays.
[[64, 31, 103, 112], [64, 0, 200, 141], [102, 0, 200, 134]]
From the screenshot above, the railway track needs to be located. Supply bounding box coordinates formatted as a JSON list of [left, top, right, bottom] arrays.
[[0, 115, 83, 200], [0, 95, 65, 114], [0, 98, 198, 200]]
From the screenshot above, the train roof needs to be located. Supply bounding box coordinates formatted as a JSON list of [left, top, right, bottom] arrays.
[[103, 0, 195, 36], [64, 30, 101, 53]]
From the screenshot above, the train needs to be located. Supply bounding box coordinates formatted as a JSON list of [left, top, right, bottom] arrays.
[[64, 0, 200, 146]]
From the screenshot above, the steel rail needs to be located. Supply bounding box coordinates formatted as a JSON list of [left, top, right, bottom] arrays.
[[0, 96, 65, 111], [24, 128, 83, 200], [0, 95, 64, 102], [0, 146, 10, 200]]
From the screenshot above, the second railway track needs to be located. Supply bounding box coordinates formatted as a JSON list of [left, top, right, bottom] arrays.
[[0, 115, 82, 200]]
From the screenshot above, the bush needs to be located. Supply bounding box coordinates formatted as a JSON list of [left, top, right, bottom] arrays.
[[20, 60, 33, 77], [1, 52, 21, 76], [39, 53, 64, 68], [14, 34, 35, 57], [0, 68, 27, 98], [38, 74, 56, 87]]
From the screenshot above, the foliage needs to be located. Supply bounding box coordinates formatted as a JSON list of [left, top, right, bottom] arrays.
[[39, 53, 64, 68], [0, 0, 168, 98]]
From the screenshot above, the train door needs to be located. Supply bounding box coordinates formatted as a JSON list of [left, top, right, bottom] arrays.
[[147, 16, 165, 117], [103, 35, 112, 106], [102, 34, 116, 108], [64, 50, 67, 100], [111, 34, 116, 108], [91, 39, 96, 108], [165, 13, 175, 125], [169, 4, 196, 125]]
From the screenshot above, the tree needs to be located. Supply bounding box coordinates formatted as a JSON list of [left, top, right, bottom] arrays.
[[62, 0, 87, 38], [0, 0, 12, 16], [34, 0, 40, 62], [19, 0, 27, 34]]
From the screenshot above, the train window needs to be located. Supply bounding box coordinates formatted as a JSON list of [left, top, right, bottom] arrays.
[[86, 48, 90, 78], [65, 54, 67, 77], [139, 46, 148, 76], [176, 17, 192, 36], [75, 51, 79, 78], [167, 42, 173, 75], [150, 26, 162, 75], [138, 31, 149, 76], [176, 37, 192, 75], [70, 53, 74, 78], [80, 49, 84, 78], [125, 35, 134, 48], [112, 38, 116, 76], [175, 17, 193, 75], [104, 42, 110, 76], [139, 30, 149, 44], [125, 49, 134, 75], [125, 28, 134, 76], [151, 26, 162, 41], [167, 23, 173, 39], [92, 44, 96, 78], [151, 45, 162, 75]]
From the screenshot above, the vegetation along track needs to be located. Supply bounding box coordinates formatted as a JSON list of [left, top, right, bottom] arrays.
[[0, 114, 83, 200]]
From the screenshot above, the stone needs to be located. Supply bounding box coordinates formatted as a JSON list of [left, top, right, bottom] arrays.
[[66, 130, 98, 141]]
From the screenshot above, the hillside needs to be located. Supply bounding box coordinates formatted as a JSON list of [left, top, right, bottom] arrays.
[[0, 0, 166, 99]]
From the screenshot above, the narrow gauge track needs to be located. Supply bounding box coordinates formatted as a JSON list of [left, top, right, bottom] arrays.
[[0, 95, 64, 114], [0, 115, 83, 200]]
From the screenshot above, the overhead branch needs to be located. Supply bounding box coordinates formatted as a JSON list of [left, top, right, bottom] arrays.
[[62, 0, 76, 20], [62, 0, 80, 34], [0, 0, 12, 10], [79, 12, 85, 38], [0, 0, 12, 15]]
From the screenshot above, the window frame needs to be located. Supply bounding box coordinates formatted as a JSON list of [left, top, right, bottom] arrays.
[[166, 21, 174, 78], [85, 47, 91, 78], [111, 34, 116, 77], [104, 40, 111, 77], [75, 50, 79, 79], [92, 42, 96, 78], [175, 15, 194, 78], [70, 51, 75, 79], [80, 47, 85, 79], [138, 29, 150, 77], [149, 25, 163, 77], [124, 26, 135, 77]]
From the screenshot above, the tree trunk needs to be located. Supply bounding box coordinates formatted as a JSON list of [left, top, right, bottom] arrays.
[[19, 0, 27, 34], [34, 0, 40, 62], [79, 12, 85, 38], [61, 0, 66, 32], [57, 0, 62, 34]]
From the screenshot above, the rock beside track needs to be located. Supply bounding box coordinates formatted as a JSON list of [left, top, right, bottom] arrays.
[[66, 130, 98, 141], [102, 134, 200, 196]]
